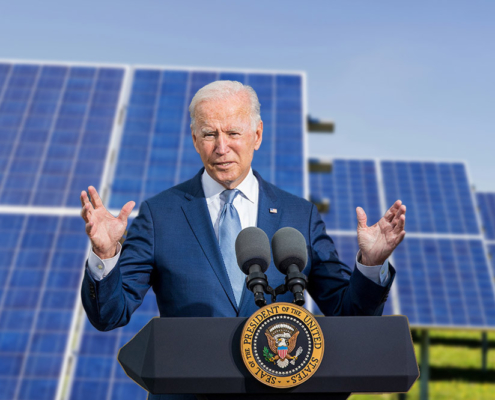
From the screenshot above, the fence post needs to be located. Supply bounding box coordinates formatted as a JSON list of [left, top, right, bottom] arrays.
[[482, 331, 488, 372], [420, 329, 429, 400]]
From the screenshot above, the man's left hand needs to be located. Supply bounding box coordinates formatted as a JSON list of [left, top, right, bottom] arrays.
[[356, 200, 406, 266]]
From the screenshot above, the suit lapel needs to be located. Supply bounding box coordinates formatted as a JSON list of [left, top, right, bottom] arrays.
[[181, 170, 239, 312], [255, 172, 282, 242]]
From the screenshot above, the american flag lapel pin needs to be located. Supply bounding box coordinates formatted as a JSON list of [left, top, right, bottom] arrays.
[[269, 208, 278, 214]]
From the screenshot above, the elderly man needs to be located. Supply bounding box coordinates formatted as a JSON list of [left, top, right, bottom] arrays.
[[80, 80, 405, 330]]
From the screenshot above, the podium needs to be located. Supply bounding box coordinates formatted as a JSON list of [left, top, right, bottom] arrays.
[[118, 316, 419, 399]]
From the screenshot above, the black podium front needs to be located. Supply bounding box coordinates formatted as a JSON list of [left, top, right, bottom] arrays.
[[118, 316, 418, 399]]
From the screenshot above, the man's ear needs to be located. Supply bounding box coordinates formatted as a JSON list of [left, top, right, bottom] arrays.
[[254, 120, 263, 150]]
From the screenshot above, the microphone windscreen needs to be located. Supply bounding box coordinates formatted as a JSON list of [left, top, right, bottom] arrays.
[[271, 227, 308, 274], [235, 227, 271, 274]]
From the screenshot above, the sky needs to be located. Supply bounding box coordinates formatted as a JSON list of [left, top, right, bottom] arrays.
[[1, 0, 494, 191]]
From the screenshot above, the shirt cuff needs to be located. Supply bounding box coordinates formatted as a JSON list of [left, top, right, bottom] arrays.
[[355, 250, 390, 287], [87, 243, 122, 281]]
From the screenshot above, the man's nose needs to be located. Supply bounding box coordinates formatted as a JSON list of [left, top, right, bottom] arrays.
[[215, 134, 230, 154]]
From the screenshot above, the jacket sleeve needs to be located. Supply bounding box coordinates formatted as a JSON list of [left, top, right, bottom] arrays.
[[306, 204, 395, 316], [81, 201, 155, 331]]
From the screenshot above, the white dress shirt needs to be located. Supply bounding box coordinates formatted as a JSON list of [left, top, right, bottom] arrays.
[[87, 168, 389, 286]]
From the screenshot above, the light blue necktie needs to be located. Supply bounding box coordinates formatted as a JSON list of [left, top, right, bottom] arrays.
[[218, 189, 245, 306]]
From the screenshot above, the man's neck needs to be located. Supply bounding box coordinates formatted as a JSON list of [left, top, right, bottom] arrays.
[[202, 168, 257, 202]]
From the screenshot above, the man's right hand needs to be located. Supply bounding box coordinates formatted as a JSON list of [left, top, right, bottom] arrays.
[[80, 186, 135, 260]]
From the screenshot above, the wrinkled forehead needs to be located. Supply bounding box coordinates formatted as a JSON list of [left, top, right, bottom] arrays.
[[194, 95, 252, 129]]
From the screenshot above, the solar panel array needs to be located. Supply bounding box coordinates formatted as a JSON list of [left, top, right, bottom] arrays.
[[309, 158, 495, 328], [3, 59, 494, 400]]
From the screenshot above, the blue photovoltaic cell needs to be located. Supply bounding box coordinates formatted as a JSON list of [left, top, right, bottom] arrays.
[[330, 234, 359, 271], [381, 161, 479, 234], [110, 69, 304, 209], [0, 214, 87, 400], [487, 244, 495, 276], [393, 237, 495, 327], [477, 192, 495, 241], [69, 218, 158, 400], [0, 63, 123, 207], [309, 159, 382, 231]]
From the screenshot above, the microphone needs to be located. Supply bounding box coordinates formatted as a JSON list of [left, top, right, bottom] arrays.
[[235, 227, 271, 307], [271, 227, 308, 306]]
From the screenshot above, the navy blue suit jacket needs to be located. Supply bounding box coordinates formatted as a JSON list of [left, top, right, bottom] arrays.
[[82, 169, 394, 331]]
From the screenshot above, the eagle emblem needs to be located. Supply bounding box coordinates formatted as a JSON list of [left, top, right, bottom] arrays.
[[264, 323, 303, 368]]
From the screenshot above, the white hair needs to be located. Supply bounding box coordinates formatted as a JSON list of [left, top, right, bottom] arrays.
[[189, 80, 261, 132]]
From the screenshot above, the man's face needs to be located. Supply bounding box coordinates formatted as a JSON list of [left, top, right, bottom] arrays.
[[192, 93, 263, 189]]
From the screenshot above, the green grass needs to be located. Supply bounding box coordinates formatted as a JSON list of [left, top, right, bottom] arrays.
[[350, 329, 495, 400]]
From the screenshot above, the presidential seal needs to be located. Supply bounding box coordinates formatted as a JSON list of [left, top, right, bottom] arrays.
[[240, 302, 324, 388]]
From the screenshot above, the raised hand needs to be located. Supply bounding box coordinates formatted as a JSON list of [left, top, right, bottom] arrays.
[[80, 186, 135, 259], [356, 200, 406, 266]]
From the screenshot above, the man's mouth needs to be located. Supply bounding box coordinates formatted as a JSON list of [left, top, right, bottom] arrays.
[[215, 162, 233, 167]]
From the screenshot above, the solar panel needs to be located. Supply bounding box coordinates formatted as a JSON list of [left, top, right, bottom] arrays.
[[477, 192, 495, 241], [381, 161, 495, 327], [381, 161, 479, 234], [109, 68, 305, 210], [393, 237, 495, 327], [310, 158, 495, 328], [0, 62, 125, 207], [309, 159, 382, 230], [0, 214, 87, 400]]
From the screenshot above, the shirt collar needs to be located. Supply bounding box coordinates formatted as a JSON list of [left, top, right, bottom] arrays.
[[202, 168, 258, 204]]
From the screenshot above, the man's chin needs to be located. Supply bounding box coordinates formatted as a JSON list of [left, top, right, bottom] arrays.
[[209, 171, 240, 188]]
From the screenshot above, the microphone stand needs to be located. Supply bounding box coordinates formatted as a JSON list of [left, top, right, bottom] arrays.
[[261, 268, 308, 307]]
